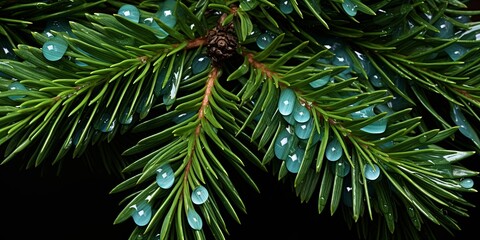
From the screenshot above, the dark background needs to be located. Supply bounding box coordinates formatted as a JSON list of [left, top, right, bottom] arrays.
[[1, 1, 480, 239]]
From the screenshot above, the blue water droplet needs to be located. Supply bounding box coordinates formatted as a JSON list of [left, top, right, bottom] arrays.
[[278, 0, 293, 14], [278, 88, 296, 116], [460, 178, 474, 189], [157, 0, 177, 28], [350, 106, 375, 119], [451, 104, 480, 148], [286, 148, 304, 173], [187, 208, 203, 230], [361, 118, 387, 134], [274, 126, 296, 160], [0, 37, 17, 60], [42, 36, 68, 61], [293, 101, 310, 123], [192, 54, 211, 75], [8, 82, 27, 100], [191, 185, 209, 205], [369, 72, 384, 88], [326, 138, 343, 161], [131, 201, 152, 227], [143, 17, 169, 39], [256, 32, 273, 50], [309, 75, 330, 88], [433, 18, 454, 39], [95, 113, 115, 132], [119, 107, 133, 125], [118, 4, 140, 23], [364, 164, 381, 180], [156, 163, 175, 189], [294, 118, 313, 140], [335, 159, 350, 177], [444, 43, 468, 61], [342, 0, 358, 17]]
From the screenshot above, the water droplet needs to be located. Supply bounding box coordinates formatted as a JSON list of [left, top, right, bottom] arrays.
[[444, 43, 468, 61], [156, 163, 175, 189], [119, 107, 134, 125], [118, 4, 140, 23], [256, 32, 273, 50], [191, 185, 209, 205], [172, 111, 196, 124], [294, 118, 313, 140], [42, 36, 68, 61], [278, 0, 293, 14], [130, 201, 152, 227], [433, 18, 454, 39], [192, 54, 211, 74], [309, 75, 330, 88], [142, 17, 169, 39], [293, 101, 310, 123], [278, 88, 296, 116], [187, 208, 203, 230], [336, 159, 350, 177], [369, 72, 384, 87], [0, 37, 17, 60], [364, 164, 381, 180], [157, 0, 177, 28], [326, 138, 343, 161], [451, 104, 480, 148], [342, 0, 358, 16], [94, 112, 115, 133], [460, 178, 474, 189], [286, 148, 304, 173], [7, 82, 27, 100], [274, 126, 296, 160], [43, 19, 72, 38]]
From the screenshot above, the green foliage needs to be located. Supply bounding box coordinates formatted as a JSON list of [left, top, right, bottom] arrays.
[[1, 0, 480, 239]]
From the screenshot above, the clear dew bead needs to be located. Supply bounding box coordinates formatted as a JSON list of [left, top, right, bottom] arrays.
[[293, 101, 310, 123], [143, 17, 169, 39], [191, 54, 211, 75], [286, 148, 304, 173], [309, 75, 330, 88], [460, 178, 474, 189], [326, 138, 343, 161], [43, 19, 72, 38], [187, 208, 203, 230], [256, 32, 273, 50], [451, 104, 480, 147], [156, 163, 175, 189], [42, 36, 68, 61], [7, 82, 27, 100], [433, 18, 454, 39], [191, 185, 209, 205], [94, 113, 115, 133], [278, 0, 293, 14], [364, 164, 381, 180], [274, 126, 296, 160], [278, 88, 296, 116], [157, 0, 177, 28], [335, 159, 350, 177], [342, 0, 358, 17], [294, 118, 313, 140], [130, 201, 152, 227], [444, 43, 468, 61], [118, 4, 141, 23]]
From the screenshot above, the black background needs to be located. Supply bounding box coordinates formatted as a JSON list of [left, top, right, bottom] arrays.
[[1, 1, 480, 240]]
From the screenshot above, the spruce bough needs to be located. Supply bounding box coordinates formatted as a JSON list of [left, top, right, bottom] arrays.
[[1, 0, 480, 239]]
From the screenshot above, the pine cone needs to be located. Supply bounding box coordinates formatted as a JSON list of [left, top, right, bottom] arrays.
[[206, 23, 238, 65]]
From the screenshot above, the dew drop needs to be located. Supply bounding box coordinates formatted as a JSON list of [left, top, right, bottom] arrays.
[[342, 0, 358, 17], [278, 88, 296, 116], [326, 138, 343, 161], [256, 32, 273, 50], [156, 163, 175, 189], [42, 36, 68, 61], [293, 101, 310, 123], [130, 201, 152, 227], [294, 118, 313, 140], [278, 0, 293, 14], [187, 208, 203, 230], [444, 43, 468, 61], [118, 4, 140, 23], [7, 82, 27, 100], [364, 164, 381, 180], [309, 75, 330, 88], [286, 148, 304, 173], [157, 0, 177, 28], [460, 178, 474, 189], [191, 54, 211, 75], [274, 126, 296, 160], [191, 185, 209, 205]]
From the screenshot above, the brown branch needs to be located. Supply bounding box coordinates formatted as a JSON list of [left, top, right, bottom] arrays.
[[244, 52, 275, 78]]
